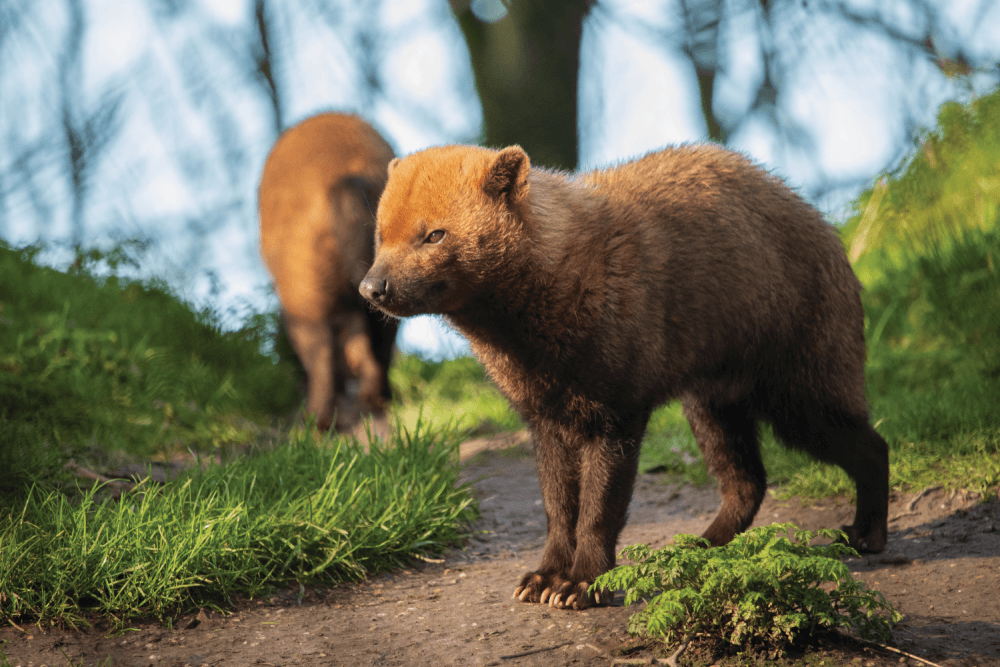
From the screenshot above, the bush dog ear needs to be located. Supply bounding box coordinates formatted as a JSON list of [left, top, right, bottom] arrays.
[[483, 146, 530, 205]]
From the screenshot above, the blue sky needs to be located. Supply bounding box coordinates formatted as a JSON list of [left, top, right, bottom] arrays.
[[2, 0, 998, 358]]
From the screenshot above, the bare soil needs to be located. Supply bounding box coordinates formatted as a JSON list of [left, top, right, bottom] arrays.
[[3, 433, 998, 667]]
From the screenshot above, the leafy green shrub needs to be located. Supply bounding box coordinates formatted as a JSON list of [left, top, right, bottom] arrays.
[[594, 524, 900, 657]]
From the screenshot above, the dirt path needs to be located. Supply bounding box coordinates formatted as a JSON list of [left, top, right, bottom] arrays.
[[3, 435, 998, 667]]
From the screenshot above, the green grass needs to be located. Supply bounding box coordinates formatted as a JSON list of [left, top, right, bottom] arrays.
[[0, 419, 475, 628], [844, 87, 1000, 498], [0, 238, 301, 475], [0, 240, 476, 628], [389, 353, 523, 436]]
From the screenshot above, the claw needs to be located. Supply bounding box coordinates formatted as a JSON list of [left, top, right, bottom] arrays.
[[513, 586, 523, 600], [518, 587, 532, 602], [594, 591, 601, 605], [551, 593, 561, 608], [566, 593, 577, 608], [539, 587, 552, 605]]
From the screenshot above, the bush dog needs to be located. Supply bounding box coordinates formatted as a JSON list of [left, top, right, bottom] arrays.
[[260, 113, 397, 431], [360, 143, 889, 610]]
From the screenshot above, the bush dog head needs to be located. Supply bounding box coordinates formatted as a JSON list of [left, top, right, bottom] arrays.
[[360, 145, 531, 317]]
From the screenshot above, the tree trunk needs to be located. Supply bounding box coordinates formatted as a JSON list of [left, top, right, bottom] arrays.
[[452, 0, 593, 170], [680, 0, 726, 143]]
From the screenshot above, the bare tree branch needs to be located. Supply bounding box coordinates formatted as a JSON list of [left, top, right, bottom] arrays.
[[254, 0, 283, 134]]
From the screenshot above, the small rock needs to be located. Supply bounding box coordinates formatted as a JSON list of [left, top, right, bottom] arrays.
[[186, 609, 209, 629]]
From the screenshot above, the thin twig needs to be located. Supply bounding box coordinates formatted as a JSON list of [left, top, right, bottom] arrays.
[[414, 555, 445, 563], [499, 641, 571, 660], [862, 640, 948, 667], [664, 638, 691, 667], [64, 460, 135, 497]]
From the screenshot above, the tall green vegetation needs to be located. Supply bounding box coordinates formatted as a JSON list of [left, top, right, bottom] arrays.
[[0, 422, 474, 627], [0, 240, 301, 485], [843, 89, 1000, 448]]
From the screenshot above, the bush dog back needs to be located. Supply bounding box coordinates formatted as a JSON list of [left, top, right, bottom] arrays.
[[361, 144, 889, 610], [260, 113, 397, 431]]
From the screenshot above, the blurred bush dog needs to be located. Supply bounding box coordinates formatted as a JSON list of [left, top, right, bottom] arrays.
[[360, 143, 889, 609], [260, 113, 397, 431]]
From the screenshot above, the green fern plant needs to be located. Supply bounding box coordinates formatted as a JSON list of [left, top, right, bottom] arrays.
[[594, 524, 900, 658]]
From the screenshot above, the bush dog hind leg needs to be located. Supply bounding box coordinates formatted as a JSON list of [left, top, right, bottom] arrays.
[[683, 397, 767, 547]]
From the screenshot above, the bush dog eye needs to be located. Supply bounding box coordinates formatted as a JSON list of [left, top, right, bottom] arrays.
[[425, 230, 445, 244]]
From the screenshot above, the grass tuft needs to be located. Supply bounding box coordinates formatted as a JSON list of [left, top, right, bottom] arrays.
[[389, 353, 522, 435], [0, 418, 475, 628]]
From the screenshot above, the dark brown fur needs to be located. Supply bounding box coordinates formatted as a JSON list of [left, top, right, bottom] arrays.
[[259, 113, 397, 431], [360, 143, 889, 610]]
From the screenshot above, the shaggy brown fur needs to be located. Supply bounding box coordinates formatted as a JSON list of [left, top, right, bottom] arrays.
[[360, 144, 889, 610], [259, 113, 397, 431]]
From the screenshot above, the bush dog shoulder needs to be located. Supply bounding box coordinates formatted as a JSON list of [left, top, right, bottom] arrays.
[[260, 112, 397, 431], [360, 144, 889, 610]]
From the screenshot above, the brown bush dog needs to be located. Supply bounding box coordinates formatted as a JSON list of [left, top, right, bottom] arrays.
[[359, 144, 889, 610], [259, 113, 398, 431]]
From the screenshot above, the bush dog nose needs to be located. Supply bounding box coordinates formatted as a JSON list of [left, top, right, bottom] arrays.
[[360, 273, 388, 305]]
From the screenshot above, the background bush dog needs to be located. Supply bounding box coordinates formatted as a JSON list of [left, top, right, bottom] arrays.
[[259, 112, 397, 432], [359, 143, 890, 610]]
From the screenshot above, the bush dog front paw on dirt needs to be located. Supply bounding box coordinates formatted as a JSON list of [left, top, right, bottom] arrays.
[[360, 143, 890, 611]]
